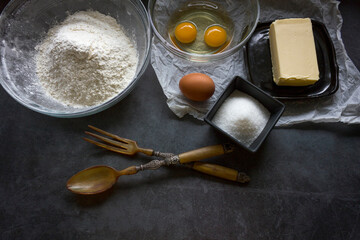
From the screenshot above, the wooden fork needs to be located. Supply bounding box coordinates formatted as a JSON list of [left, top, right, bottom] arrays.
[[85, 125, 164, 156], [84, 125, 235, 164]]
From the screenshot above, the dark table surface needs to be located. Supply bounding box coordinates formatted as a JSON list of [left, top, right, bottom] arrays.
[[1, 0, 360, 239]]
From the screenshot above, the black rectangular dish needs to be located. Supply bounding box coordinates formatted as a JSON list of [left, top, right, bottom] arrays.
[[244, 19, 339, 100]]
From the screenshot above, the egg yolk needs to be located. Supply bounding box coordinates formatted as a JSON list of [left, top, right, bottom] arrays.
[[204, 26, 227, 48], [174, 22, 197, 44]]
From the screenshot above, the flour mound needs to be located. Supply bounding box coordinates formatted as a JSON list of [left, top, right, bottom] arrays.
[[35, 11, 138, 107]]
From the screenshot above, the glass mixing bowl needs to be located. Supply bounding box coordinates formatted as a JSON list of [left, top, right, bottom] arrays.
[[148, 0, 260, 62], [0, 0, 151, 118]]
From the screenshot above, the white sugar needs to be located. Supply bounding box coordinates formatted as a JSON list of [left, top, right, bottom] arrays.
[[212, 90, 270, 147]]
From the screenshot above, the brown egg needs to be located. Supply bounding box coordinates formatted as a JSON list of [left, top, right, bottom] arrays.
[[179, 73, 215, 101]]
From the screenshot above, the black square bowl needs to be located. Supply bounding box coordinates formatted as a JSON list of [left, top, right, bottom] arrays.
[[204, 76, 285, 152]]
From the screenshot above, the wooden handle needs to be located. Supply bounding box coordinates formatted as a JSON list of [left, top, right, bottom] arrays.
[[117, 166, 139, 176], [138, 147, 154, 156], [178, 144, 227, 164], [189, 162, 250, 183]]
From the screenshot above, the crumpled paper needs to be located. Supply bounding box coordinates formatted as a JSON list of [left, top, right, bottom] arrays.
[[151, 0, 360, 126]]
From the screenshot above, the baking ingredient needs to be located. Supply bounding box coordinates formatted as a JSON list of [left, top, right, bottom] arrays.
[[212, 90, 270, 147], [179, 73, 215, 101], [175, 22, 197, 43], [168, 1, 233, 54], [35, 11, 138, 107], [269, 18, 319, 86], [204, 25, 227, 47]]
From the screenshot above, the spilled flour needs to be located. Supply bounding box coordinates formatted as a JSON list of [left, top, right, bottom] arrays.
[[35, 11, 138, 107]]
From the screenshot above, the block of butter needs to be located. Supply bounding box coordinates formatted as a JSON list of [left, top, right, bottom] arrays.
[[269, 18, 319, 86]]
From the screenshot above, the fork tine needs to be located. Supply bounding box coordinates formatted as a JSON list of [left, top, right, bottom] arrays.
[[83, 137, 132, 155], [85, 131, 129, 149], [88, 125, 132, 143]]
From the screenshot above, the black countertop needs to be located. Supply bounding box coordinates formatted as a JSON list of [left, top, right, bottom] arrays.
[[1, 1, 359, 239]]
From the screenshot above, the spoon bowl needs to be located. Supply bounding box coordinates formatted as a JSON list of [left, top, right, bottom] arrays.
[[67, 165, 139, 195], [67, 166, 119, 195]]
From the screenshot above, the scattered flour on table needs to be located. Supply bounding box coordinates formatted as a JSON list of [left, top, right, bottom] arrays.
[[212, 90, 270, 147], [35, 10, 138, 107]]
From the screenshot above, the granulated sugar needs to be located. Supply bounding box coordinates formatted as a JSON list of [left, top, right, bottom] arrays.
[[212, 90, 270, 147], [35, 11, 138, 107]]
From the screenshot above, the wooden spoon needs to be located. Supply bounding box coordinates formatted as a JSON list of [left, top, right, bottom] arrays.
[[67, 161, 250, 195]]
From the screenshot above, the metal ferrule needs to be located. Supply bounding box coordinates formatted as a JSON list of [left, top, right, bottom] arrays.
[[137, 159, 166, 171], [153, 151, 175, 158], [165, 155, 180, 165]]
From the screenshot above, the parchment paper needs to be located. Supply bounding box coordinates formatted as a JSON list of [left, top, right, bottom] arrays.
[[151, 0, 360, 126]]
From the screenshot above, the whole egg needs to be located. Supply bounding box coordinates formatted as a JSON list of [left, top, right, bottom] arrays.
[[179, 73, 215, 101]]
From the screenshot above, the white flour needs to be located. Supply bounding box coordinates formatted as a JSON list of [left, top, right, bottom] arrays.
[[35, 11, 138, 107]]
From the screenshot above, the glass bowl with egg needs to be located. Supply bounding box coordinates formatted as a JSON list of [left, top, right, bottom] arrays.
[[0, 0, 151, 117], [148, 0, 260, 62]]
